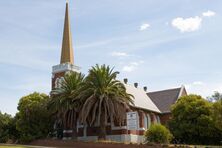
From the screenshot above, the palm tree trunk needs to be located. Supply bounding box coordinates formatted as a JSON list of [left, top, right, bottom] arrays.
[[72, 111, 77, 140], [98, 113, 106, 140]]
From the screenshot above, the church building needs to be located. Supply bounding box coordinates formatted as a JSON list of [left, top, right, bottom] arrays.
[[51, 1, 187, 143]]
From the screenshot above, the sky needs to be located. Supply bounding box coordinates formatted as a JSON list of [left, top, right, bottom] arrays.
[[0, 0, 222, 115]]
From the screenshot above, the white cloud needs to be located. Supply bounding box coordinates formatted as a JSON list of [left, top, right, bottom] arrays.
[[193, 81, 205, 85], [202, 10, 216, 17], [140, 23, 150, 31], [122, 61, 144, 72], [185, 81, 205, 89], [111, 52, 129, 57], [131, 61, 144, 66], [122, 65, 136, 72], [171, 16, 202, 32]]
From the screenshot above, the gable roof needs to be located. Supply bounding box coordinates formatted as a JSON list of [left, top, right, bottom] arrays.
[[147, 86, 186, 113], [124, 84, 161, 113]]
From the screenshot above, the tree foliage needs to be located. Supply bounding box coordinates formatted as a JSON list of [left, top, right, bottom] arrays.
[[0, 112, 12, 142], [169, 95, 222, 145], [16, 92, 53, 143], [78, 64, 134, 140], [144, 124, 173, 144], [207, 91, 222, 131], [212, 98, 222, 131], [0, 112, 19, 143], [207, 91, 222, 102], [48, 71, 84, 138]]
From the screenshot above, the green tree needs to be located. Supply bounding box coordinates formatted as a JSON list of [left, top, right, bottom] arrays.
[[16, 92, 53, 143], [208, 92, 222, 132], [0, 112, 20, 143], [212, 99, 222, 131], [48, 71, 84, 139], [0, 112, 12, 143], [7, 116, 20, 142], [144, 124, 173, 144], [207, 91, 222, 102], [78, 64, 134, 140], [169, 95, 222, 145]]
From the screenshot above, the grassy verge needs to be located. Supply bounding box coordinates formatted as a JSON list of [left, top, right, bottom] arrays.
[[0, 144, 49, 148], [0, 146, 29, 148]]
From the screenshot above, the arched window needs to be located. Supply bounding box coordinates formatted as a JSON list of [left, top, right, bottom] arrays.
[[157, 115, 161, 124], [144, 114, 151, 129], [55, 78, 60, 88], [144, 114, 148, 129], [57, 77, 64, 88], [153, 114, 158, 124], [60, 77, 65, 87], [147, 114, 151, 129]]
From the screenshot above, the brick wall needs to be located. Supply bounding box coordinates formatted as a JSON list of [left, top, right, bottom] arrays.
[[160, 113, 171, 125]]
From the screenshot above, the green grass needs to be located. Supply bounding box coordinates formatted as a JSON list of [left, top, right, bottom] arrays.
[[0, 145, 35, 148], [0, 146, 29, 148]]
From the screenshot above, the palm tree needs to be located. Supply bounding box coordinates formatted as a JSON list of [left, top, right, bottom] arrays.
[[78, 64, 134, 140], [48, 71, 84, 139]]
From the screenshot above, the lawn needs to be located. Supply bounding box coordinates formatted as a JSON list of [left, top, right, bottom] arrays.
[[0, 146, 29, 148], [0, 145, 42, 148]]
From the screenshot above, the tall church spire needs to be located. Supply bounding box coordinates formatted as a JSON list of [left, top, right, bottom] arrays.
[[60, 1, 74, 64], [52, 0, 80, 90]]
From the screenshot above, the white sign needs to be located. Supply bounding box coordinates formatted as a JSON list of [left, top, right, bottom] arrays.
[[127, 112, 138, 130]]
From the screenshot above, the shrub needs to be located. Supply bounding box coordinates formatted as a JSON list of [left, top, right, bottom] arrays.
[[169, 95, 222, 145], [19, 134, 35, 143], [144, 124, 173, 144]]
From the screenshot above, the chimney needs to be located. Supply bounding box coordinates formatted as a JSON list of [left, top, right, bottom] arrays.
[[123, 78, 128, 84], [134, 83, 138, 88], [144, 86, 147, 92]]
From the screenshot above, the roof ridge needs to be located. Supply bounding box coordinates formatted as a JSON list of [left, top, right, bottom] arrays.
[[147, 87, 182, 94]]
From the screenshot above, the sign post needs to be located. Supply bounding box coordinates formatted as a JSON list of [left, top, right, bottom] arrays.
[[126, 112, 138, 130]]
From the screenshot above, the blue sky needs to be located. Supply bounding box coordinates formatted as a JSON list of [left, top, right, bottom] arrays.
[[0, 0, 222, 115]]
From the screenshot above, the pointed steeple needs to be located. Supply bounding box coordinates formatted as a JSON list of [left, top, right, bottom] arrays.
[[60, 1, 74, 64]]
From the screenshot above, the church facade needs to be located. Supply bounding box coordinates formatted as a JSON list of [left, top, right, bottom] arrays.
[[51, 2, 187, 143]]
